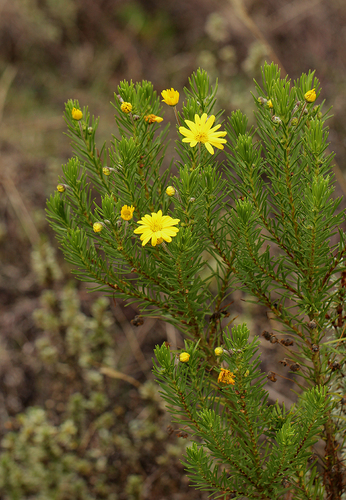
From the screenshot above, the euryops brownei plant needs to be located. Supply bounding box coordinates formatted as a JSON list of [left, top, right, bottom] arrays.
[[47, 63, 346, 500]]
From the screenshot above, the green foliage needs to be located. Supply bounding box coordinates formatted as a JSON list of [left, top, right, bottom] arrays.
[[46, 63, 346, 499], [154, 325, 328, 499]]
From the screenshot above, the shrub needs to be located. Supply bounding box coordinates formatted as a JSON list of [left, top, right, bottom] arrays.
[[47, 63, 346, 499]]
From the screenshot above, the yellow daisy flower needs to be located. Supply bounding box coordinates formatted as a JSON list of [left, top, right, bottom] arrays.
[[121, 205, 135, 221], [144, 114, 163, 124], [161, 88, 179, 106], [179, 113, 227, 155], [134, 210, 180, 247]]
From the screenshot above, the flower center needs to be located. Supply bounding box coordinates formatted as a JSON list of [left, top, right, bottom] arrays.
[[150, 221, 162, 232], [195, 132, 208, 144]]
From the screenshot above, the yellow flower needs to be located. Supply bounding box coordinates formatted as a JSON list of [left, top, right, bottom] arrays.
[[103, 167, 111, 176], [218, 368, 235, 385], [93, 222, 103, 233], [72, 107, 83, 120], [267, 100, 273, 109], [214, 347, 223, 356], [57, 184, 66, 193], [179, 352, 190, 362], [121, 205, 135, 221], [179, 113, 227, 155], [161, 88, 179, 106], [134, 210, 180, 247], [166, 186, 175, 196], [144, 114, 163, 124], [304, 88, 317, 103], [121, 102, 133, 114]]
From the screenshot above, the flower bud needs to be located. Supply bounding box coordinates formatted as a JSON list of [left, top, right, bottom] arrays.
[[87, 127, 93, 134], [214, 347, 223, 356], [71, 107, 83, 120], [161, 88, 179, 106], [121, 102, 133, 114], [272, 116, 282, 125], [166, 186, 175, 196], [267, 99, 273, 109], [257, 96, 267, 106], [57, 184, 67, 193], [179, 352, 190, 363], [93, 222, 104, 233], [103, 167, 116, 176], [304, 88, 317, 103]]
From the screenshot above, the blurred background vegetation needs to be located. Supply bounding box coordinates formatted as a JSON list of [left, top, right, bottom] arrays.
[[1, 0, 346, 498]]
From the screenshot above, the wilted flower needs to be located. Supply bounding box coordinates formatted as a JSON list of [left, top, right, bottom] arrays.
[[218, 368, 235, 385], [144, 114, 163, 124]]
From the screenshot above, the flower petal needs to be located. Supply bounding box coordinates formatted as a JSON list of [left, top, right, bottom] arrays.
[[205, 142, 215, 154], [204, 115, 215, 130]]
